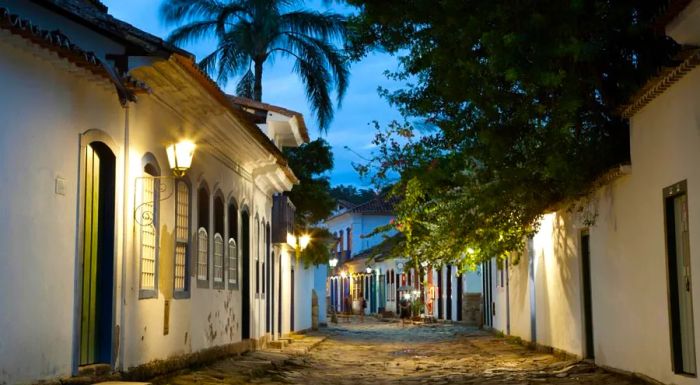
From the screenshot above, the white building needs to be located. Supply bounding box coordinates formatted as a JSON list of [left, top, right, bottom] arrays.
[[324, 196, 481, 323], [485, 2, 700, 384], [0, 1, 312, 383]]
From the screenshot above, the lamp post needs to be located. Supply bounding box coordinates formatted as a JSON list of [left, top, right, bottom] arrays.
[[420, 260, 429, 318], [329, 257, 339, 323]]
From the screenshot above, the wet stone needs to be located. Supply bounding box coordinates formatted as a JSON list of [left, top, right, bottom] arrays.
[[152, 320, 647, 385]]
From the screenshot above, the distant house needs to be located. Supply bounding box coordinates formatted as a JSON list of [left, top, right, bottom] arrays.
[[0, 1, 309, 383], [485, 1, 700, 383], [323, 196, 481, 323]]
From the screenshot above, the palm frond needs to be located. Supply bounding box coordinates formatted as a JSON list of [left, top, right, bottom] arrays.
[[160, 0, 225, 25], [282, 33, 349, 111], [284, 34, 334, 131], [279, 10, 347, 42], [166, 20, 220, 46]]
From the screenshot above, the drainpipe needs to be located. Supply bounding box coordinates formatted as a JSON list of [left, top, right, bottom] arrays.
[[119, 104, 130, 370]]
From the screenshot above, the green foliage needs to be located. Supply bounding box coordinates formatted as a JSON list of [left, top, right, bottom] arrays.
[[160, 0, 350, 131], [329, 184, 377, 205], [284, 138, 336, 227], [347, 0, 678, 268], [298, 227, 336, 267]]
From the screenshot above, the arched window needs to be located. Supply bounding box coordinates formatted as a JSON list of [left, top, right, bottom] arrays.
[[196, 183, 209, 286], [174, 179, 191, 298], [255, 215, 260, 295], [213, 194, 225, 288], [139, 157, 160, 299], [227, 199, 238, 290]]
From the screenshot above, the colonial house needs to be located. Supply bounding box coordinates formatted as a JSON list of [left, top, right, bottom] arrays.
[[485, 1, 700, 384], [0, 0, 312, 383], [324, 196, 481, 324]]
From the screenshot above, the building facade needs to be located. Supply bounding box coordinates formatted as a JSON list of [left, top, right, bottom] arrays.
[[485, 2, 700, 384], [324, 197, 482, 323], [0, 1, 311, 383]]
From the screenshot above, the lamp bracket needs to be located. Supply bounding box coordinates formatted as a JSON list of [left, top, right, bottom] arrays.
[[134, 175, 180, 227]]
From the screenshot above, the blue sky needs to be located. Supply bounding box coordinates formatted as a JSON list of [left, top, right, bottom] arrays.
[[101, 0, 404, 188]]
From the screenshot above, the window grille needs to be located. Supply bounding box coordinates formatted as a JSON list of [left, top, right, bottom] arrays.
[[213, 233, 224, 283], [140, 177, 157, 294], [228, 238, 238, 286], [174, 181, 189, 293], [197, 227, 208, 281]]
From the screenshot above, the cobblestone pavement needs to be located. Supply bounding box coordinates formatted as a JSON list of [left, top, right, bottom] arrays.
[[154, 319, 647, 385]]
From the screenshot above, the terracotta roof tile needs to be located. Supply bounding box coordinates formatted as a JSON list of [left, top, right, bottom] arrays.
[[0, 5, 148, 104], [620, 47, 700, 118]]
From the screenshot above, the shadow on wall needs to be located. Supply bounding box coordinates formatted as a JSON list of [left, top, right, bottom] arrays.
[[545, 210, 583, 351]]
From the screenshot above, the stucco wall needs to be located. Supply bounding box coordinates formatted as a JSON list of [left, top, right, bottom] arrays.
[[491, 65, 700, 385], [0, 36, 126, 383], [0, 11, 291, 383]]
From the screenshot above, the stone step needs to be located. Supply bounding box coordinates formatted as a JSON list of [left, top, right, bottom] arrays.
[[267, 340, 288, 349], [94, 382, 151, 385]]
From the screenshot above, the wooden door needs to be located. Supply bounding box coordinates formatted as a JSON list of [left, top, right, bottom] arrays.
[[665, 184, 697, 375], [80, 142, 115, 366]]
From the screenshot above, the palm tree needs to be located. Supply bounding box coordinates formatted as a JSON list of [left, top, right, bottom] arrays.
[[161, 0, 349, 132]]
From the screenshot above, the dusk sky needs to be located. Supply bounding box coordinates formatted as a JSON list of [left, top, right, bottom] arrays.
[[101, 0, 405, 188]]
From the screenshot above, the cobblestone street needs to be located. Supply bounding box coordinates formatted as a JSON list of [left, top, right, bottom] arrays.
[[154, 319, 647, 385]]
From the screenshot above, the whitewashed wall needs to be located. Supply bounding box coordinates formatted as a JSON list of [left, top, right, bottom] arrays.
[[0, 34, 125, 384], [492, 66, 700, 385]]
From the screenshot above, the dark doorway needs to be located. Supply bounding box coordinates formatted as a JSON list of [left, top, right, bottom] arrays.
[[446, 265, 452, 320], [290, 268, 295, 331], [528, 239, 536, 342], [278, 253, 283, 337], [437, 269, 443, 319], [581, 231, 595, 359], [395, 272, 400, 314], [266, 224, 271, 334], [664, 181, 697, 375], [457, 273, 463, 321], [79, 142, 115, 366], [241, 209, 251, 339], [483, 261, 493, 328]]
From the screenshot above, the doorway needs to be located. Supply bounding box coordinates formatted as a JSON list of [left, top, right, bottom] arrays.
[[290, 267, 295, 331], [241, 209, 251, 340], [79, 142, 115, 366], [664, 181, 697, 375], [580, 231, 594, 359]]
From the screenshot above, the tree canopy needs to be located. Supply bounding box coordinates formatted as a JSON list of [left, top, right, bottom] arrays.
[[161, 0, 350, 131], [283, 138, 337, 266], [284, 138, 336, 227], [330, 184, 376, 205], [347, 0, 678, 269]]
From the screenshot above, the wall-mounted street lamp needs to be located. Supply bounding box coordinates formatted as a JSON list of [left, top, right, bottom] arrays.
[[135, 140, 196, 226], [420, 260, 429, 268], [329, 257, 339, 268], [287, 232, 311, 260], [365, 266, 373, 274], [166, 140, 196, 177]]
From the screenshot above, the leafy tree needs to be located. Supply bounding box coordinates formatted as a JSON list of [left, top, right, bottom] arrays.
[[284, 138, 335, 227], [161, 0, 350, 131], [283, 138, 336, 266], [348, 0, 678, 269], [329, 184, 376, 205]]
